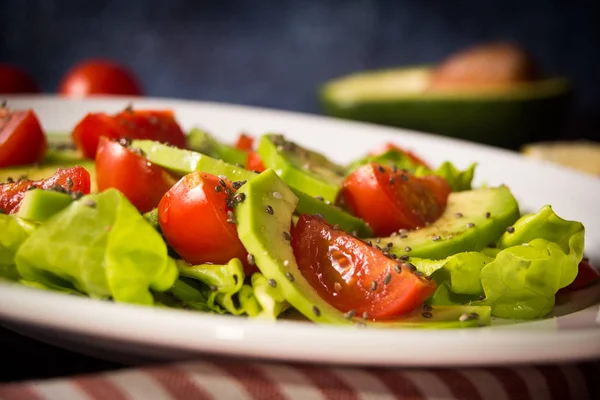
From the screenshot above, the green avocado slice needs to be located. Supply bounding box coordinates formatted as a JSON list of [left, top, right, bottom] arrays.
[[234, 169, 490, 328], [257, 134, 346, 202], [187, 128, 248, 166], [131, 140, 371, 236], [379, 186, 520, 260], [320, 67, 572, 149], [17, 189, 74, 222]]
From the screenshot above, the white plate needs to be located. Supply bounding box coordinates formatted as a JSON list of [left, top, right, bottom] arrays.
[[1, 95, 599, 367]]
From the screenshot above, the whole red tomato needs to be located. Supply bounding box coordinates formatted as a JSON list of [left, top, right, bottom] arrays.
[[58, 59, 143, 97], [0, 64, 40, 94]]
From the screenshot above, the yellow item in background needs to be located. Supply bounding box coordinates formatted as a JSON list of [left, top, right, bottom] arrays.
[[521, 141, 600, 176]]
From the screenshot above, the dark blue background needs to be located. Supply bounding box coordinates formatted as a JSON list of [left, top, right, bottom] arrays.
[[1, 0, 599, 138]]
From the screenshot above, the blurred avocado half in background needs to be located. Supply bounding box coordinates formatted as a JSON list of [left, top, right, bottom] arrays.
[[320, 42, 572, 149]]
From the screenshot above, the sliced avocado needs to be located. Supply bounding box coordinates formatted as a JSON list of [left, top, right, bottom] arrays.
[[234, 168, 490, 328], [132, 140, 372, 236], [380, 186, 520, 259], [257, 134, 346, 202], [187, 128, 248, 166], [17, 189, 74, 222], [320, 67, 572, 149]]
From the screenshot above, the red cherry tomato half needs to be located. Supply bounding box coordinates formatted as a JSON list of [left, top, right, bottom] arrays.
[[560, 259, 600, 292], [233, 133, 266, 172], [234, 133, 255, 151], [0, 108, 47, 168], [292, 214, 437, 320], [0, 64, 40, 94], [58, 59, 142, 97], [72, 108, 187, 159], [369, 142, 431, 169], [95, 136, 178, 213], [158, 172, 254, 274], [340, 163, 451, 236], [0, 166, 91, 214], [246, 151, 266, 172]]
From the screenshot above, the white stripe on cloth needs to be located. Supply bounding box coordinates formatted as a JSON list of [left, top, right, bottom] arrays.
[[457, 369, 509, 400], [177, 361, 252, 400], [108, 369, 174, 400], [559, 365, 590, 400], [512, 366, 551, 400], [401, 370, 455, 400], [29, 380, 93, 400], [330, 368, 396, 400], [252, 363, 326, 400]]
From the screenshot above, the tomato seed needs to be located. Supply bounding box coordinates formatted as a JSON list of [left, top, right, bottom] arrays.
[[466, 222, 475, 228], [370, 281, 378, 291], [268, 279, 277, 288], [404, 246, 412, 252], [422, 311, 433, 318], [247, 254, 255, 265], [383, 273, 392, 285], [485, 211, 491, 218], [214, 185, 223, 193], [506, 226, 515, 233], [394, 264, 402, 274], [265, 205, 274, 215], [282, 231, 291, 241], [455, 212, 464, 218]]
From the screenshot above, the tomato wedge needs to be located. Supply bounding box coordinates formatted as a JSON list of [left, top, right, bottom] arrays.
[[292, 214, 436, 320], [234, 133, 266, 172], [234, 133, 255, 151], [0, 108, 47, 168], [95, 137, 178, 213], [72, 107, 187, 159], [0, 166, 91, 214], [158, 172, 254, 274], [369, 142, 430, 169], [340, 163, 451, 236]]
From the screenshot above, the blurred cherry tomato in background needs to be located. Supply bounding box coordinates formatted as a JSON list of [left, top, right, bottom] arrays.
[[58, 59, 143, 97], [0, 64, 40, 94]]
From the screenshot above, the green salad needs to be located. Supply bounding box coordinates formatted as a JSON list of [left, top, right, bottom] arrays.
[[0, 106, 593, 330]]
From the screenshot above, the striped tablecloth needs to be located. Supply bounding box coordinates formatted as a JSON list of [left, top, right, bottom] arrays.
[[0, 359, 598, 400]]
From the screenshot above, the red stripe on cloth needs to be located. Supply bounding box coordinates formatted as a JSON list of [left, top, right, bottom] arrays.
[[537, 365, 572, 400], [577, 362, 599, 400], [295, 364, 360, 400], [0, 385, 43, 400], [221, 363, 286, 400], [144, 366, 213, 400], [73, 375, 129, 400], [435, 369, 484, 400], [485, 368, 531, 400], [365, 368, 425, 399]]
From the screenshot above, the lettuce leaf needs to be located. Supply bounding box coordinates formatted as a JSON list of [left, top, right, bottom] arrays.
[[172, 259, 287, 318], [15, 189, 178, 305], [249, 273, 289, 319], [415, 162, 477, 192], [0, 215, 37, 281], [176, 258, 247, 315]]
